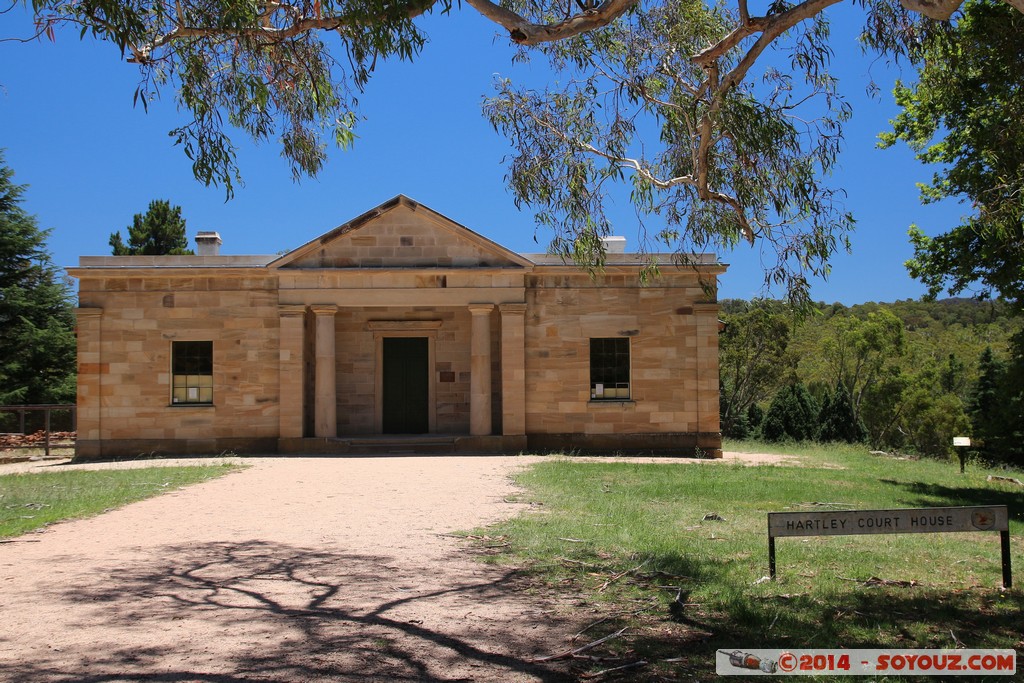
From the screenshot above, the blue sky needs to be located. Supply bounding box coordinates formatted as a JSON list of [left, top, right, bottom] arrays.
[[0, 3, 962, 304]]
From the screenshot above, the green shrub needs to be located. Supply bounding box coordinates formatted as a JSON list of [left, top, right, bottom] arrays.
[[818, 382, 867, 443], [762, 383, 819, 441]]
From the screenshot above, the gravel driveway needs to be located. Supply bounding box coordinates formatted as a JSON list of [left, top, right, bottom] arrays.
[[0, 451, 796, 682], [0, 455, 582, 682]]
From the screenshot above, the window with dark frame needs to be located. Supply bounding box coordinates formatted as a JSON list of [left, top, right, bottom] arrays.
[[590, 337, 630, 400], [171, 341, 213, 404]]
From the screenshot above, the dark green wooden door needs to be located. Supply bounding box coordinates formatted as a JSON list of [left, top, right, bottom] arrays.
[[382, 337, 429, 434]]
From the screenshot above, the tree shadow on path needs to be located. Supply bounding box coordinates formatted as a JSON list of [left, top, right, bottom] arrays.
[[6, 539, 573, 682]]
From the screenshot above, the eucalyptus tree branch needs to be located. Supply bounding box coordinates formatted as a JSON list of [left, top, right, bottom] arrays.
[[897, 0, 1021, 19], [738, 0, 750, 24], [128, 6, 435, 62], [463, 0, 638, 44], [534, 110, 757, 241], [685, 0, 845, 243], [898, 0, 963, 19], [693, 0, 843, 74], [114, 0, 642, 64]]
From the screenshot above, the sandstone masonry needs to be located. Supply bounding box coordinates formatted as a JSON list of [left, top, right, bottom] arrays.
[[69, 196, 725, 459]]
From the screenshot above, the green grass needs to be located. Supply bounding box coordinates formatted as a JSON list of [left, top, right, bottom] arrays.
[[481, 443, 1024, 680], [0, 464, 242, 538]]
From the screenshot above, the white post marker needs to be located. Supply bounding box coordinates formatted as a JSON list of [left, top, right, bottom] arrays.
[[953, 435, 971, 473]]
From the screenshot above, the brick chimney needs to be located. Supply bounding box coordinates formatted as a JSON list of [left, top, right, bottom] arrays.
[[195, 231, 222, 256]]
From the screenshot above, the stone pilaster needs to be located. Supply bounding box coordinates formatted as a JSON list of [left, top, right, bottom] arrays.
[[74, 308, 103, 452], [694, 302, 722, 451], [278, 305, 306, 438], [312, 304, 338, 438], [468, 304, 494, 436], [499, 303, 527, 436]]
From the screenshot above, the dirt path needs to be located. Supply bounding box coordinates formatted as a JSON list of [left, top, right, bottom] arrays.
[[0, 451, 796, 682], [0, 456, 582, 682]]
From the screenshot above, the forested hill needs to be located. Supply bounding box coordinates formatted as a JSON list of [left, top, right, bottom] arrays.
[[718, 297, 1022, 464], [723, 297, 1015, 330], [815, 298, 1012, 330]]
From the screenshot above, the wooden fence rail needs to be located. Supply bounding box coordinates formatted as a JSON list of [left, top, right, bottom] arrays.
[[0, 405, 76, 457]]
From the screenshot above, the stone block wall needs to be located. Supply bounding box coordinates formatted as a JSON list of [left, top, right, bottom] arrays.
[[75, 274, 280, 457], [523, 271, 721, 454], [332, 306, 497, 435], [289, 204, 520, 269]]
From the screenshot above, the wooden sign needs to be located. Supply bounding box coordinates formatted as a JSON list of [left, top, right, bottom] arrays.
[[767, 506, 1012, 588], [769, 506, 1008, 537]]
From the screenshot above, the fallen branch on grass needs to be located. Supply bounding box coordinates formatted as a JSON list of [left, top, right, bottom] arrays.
[[579, 659, 648, 679], [865, 576, 918, 587], [532, 627, 628, 662], [558, 557, 600, 569], [572, 616, 615, 641], [640, 570, 695, 582], [571, 605, 657, 641], [796, 501, 856, 509], [598, 561, 648, 593], [840, 576, 919, 587]]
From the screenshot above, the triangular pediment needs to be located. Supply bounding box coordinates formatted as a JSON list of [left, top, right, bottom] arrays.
[[271, 196, 532, 269]]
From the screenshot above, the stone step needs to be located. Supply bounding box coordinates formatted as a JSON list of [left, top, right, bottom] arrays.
[[342, 436, 457, 455], [277, 434, 515, 456]]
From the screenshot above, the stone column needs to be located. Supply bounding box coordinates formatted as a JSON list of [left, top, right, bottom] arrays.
[[693, 302, 722, 456], [499, 303, 528, 436], [74, 308, 103, 457], [468, 304, 494, 436], [312, 304, 338, 438], [278, 305, 306, 438]]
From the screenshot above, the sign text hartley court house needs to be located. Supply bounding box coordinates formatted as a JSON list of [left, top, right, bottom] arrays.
[[767, 506, 1012, 588], [769, 506, 1007, 537]]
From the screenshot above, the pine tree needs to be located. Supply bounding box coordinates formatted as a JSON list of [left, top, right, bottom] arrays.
[[0, 153, 76, 406], [971, 342, 1024, 465], [969, 347, 1006, 453], [746, 403, 765, 435], [1000, 333, 1024, 465], [762, 383, 820, 442], [818, 382, 868, 443], [109, 200, 194, 255]]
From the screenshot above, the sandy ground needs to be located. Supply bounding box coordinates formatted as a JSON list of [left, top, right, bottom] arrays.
[[0, 451, 796, 682]]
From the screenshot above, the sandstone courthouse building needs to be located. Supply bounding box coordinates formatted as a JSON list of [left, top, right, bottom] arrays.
[[70, 196, 725, 459]]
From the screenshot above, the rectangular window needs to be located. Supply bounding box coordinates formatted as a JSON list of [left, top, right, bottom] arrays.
[[171, 341, 213, 405], [590, 337, 630, 400]]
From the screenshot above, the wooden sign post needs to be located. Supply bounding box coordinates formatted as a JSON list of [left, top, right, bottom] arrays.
[[768, 506, 1012, 588], [953, 436, 971, 473]]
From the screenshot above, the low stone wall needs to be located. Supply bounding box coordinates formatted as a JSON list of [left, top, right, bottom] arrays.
[[74, 437, 278, 461]]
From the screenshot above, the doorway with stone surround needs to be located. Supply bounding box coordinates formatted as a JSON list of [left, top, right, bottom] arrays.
[[381, 337, 429, 434]]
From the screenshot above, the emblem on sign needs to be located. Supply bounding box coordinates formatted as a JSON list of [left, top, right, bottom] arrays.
[[972, 510, 995, 530]]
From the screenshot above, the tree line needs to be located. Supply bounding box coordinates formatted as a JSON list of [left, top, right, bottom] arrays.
[[720, 298, 1023, 466], [13, 0, 1022, 308], [0, 154, 190, 415], [9, 0, 1023, 452], [2, 147, 1020, 467]]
